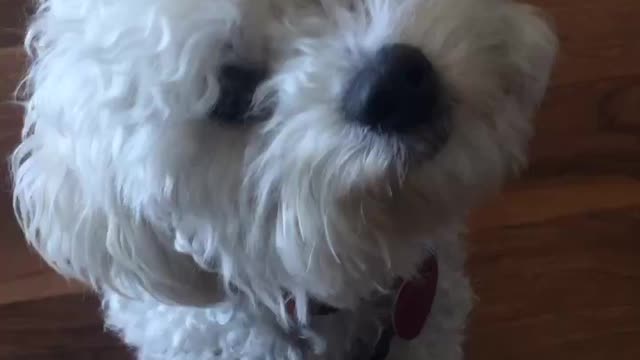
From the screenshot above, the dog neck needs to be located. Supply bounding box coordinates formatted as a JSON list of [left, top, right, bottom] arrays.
[[285, 256, 439, 359]]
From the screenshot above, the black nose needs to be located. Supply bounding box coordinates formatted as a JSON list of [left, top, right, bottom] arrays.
[[342, 44, 441, 133]]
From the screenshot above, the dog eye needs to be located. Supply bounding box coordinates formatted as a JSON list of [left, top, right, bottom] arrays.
[[209, 64, 269, 125]]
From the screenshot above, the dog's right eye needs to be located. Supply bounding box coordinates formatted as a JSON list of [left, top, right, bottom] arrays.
[[209, 64, 269, 125]]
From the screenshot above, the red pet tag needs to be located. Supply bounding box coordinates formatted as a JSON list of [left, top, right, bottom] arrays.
[[392, 256, 439, 340]]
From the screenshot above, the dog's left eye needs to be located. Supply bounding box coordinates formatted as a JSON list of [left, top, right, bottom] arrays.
[[209, 64, 268, 125]]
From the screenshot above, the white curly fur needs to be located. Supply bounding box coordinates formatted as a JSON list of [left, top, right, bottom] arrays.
[[11, 0, 557, 359]]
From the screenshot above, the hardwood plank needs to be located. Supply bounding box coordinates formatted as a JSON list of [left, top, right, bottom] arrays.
[[471, 175, 640, 230], [0, 267, 84, 306], [0, 294, 133, 359], [531, 0, 640, 85], [468, 208, 640, 360], [0, 0, 31, 48], [527, 133, 640, 179], [0, 47, 25, 102], [527, 75, 640, 178], [535, 76, 640, 133]]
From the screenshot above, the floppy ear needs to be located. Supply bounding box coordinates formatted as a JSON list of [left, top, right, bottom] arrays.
[[505, 2, 558, 110], [11, 131, 221, 305], [486, 2, 558, 172], [10, 0, 233, 305]]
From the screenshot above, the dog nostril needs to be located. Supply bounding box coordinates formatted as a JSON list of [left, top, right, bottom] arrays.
[[368, 89, 396, 121], [406, 63, 427, 88], [342, 44, 440, 133]]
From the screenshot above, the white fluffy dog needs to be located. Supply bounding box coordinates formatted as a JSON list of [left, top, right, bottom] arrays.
[[11, 0, 557, 359]]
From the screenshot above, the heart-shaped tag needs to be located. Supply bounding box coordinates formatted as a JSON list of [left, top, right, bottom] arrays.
[[392, 256, 438, 340]]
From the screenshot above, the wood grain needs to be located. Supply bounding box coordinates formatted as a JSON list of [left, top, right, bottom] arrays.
[[0, 0, 639, 359], [0, 295, 133, 360], [0, 0, 31, 48], [468, 208, 640, 360]]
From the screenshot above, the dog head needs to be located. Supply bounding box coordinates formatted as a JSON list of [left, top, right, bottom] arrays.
[[12, 0, 556, 317]]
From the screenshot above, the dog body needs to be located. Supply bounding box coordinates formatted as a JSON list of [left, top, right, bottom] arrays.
[[12, 0, 556, 358], [103, 223, 468, 359]]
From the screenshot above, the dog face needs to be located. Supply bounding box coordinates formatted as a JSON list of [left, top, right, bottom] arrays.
[[13, 0, 556, 314]]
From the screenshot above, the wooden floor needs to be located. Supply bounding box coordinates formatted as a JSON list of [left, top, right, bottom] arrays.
[[1, 1, 639, 359]]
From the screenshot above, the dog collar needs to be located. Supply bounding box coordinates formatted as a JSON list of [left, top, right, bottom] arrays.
[[286, 256, 438, 359], [393, 255, 438, 340]]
